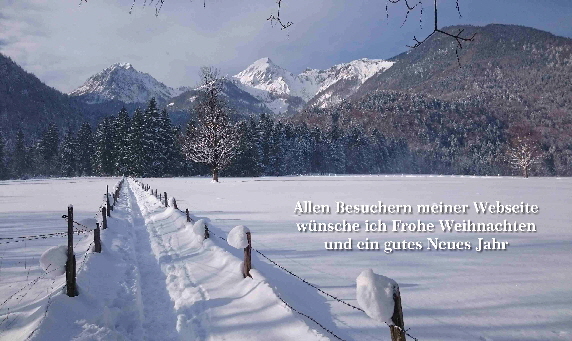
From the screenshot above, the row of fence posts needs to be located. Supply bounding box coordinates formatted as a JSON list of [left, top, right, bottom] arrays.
[[65, 178, 125, 297], [118, 180, 403, 340], [139, 181, 251, 279]]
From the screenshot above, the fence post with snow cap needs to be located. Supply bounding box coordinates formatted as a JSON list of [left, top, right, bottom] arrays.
[[390, 286, 405, 341], [244, 232, 252, 278], [107, 185, 112, 213], [172, 198, 178, 210], [66, 205, 78, 297], [102, 207, 107, 230], [356, 269, 405, 341], [227, 225, 252, 278], [94, 223, 101, 253]]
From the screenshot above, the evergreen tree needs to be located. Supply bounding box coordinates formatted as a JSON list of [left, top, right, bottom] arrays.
[[113, 108, 131, 175], [128, 108, 146, 176], [93, 117, 115, 176], [0, 134, 6, 180], [225, 119, 262, 177], [143, 98, 161, 176], [257, 113, 275, 175], [325, 113, 346, 174], [154, 108, 169, 176], [268, 121, 286, 176], [60, 127, 78, 177], [76, 123, 95, 176], [12, 130, 28, 178], [39, 123, 60, 175]]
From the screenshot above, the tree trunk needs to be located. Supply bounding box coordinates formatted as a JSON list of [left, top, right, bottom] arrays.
[[524, 167, 529, 178], [212, 168, 219, 182]]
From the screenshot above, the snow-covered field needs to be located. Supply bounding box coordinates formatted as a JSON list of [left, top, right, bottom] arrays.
[[1, 175, 571, 341]]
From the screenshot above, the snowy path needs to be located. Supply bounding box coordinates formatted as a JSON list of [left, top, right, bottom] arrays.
[[129, 179, 329, 341], [125, 183, 180, 341], [21, 179, 328, 341]]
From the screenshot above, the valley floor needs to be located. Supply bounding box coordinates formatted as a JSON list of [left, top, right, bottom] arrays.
[[0, 175, 571, 341]]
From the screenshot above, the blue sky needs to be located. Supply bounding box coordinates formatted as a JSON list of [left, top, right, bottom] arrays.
[[1, 0, 571, 93]]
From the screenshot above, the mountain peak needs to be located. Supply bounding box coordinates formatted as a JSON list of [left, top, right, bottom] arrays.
[[69, 63, 175, 104], [253, 57, 274, 66], [115, 62, 133, 70]]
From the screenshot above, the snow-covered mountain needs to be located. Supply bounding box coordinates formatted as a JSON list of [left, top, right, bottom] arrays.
[[233, 57, 394, 114], [69, 58, 393, 115], [69, 63, 187, 104]]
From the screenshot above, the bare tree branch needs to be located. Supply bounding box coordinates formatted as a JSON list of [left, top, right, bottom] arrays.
[[390, 0, 476, 66], [267, 0, 293, 30], [84, 0, 474, 56]]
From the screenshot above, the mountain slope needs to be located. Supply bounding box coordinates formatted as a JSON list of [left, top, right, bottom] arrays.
[[167, 78, 274, 119], [0, 53, 89, 141], [356, 24, 572, 119], [69, 63, 187, 105]]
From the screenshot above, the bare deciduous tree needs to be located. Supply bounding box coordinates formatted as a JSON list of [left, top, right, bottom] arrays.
[[181, 67, 240, 182], [506, 126, 543, 178]]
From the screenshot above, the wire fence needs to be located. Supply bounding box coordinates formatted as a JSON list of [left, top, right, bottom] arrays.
[[207, 228, 419, 341], [135, 178, 419, 341], [0, 178, 124, 338]]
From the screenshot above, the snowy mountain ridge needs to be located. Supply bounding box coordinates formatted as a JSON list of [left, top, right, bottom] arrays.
[[69, 57, 393, 114], [233, 57, 394, 113], [69, 63, 187, 104]]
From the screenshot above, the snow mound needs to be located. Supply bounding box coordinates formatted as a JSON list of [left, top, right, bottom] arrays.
[[40, 245, 68, 277], [78, 218, 98, 230], [227, 225, 250, 249], [192, 219, 207, 241], [356, 269, 398, 325]]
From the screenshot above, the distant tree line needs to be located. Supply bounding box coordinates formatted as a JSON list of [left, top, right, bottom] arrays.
[[0, 93, 556, 180]]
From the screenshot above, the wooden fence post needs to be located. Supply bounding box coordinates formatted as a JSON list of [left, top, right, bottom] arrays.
[[389, 285, 406, 341], [102, 207, 107, 230], [204, 224, 210, 240], [164, 192, 168, 207], [94, 223, 102, 253], [66, 205, 78, 297], [107, 186, 112, 213], [172, 198, 178, 210], [243, 232, 252, 278], [186, 209, 191, 222], [159, 193, 162, 201]]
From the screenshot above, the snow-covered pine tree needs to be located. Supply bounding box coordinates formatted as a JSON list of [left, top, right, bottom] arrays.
[[369, 128, 389, 174], [156, 108, 179, 176], [325, 113, 346, 174], [76, 122, 94, 176], [128, 108, 146, 176], [39, 123, 60, 176], [288, 123, 312, 175], [268, 121, 286, 176], [181, 67, 240, 182], [225, 119, 262, 177], [257, 113, 275, 175], [309, 126, 326, 174], [0, 133, 6, 180], [93, 117, 115, 176], [143, 98, 161, 176], [12, 130, 28, 178], [60, 127, 78, 177], [113, 108, 131, 175]]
